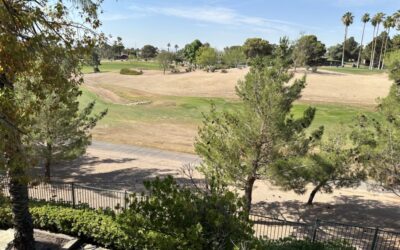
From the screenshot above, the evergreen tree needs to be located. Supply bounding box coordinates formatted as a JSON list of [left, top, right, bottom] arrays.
[[29, 87, 106, 181], [270, 132, 366, 205], [352, 51, 400, 197], [195, 56, 323, 213]]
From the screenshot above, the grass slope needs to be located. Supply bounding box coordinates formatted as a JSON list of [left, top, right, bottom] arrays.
[[80, 86, 381, 146]]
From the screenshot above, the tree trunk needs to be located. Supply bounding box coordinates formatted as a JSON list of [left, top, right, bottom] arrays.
[[307, 182, 325, 205], [369, 26, 377, 69], [356, 22, 366, 68], [9, 174, 35, 250], [371, 24, 380, 69], [381, 28, 391, 70], [377, 29, 387, 70], [244, 176, 256, 214], [44, 143, 52, 182], [341, 26, 348, 67], [1, 74, 35, 249]]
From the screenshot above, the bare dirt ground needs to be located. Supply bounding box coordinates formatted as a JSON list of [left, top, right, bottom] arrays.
[[84, 68, 392, 106], [53, 141, 400, 231]]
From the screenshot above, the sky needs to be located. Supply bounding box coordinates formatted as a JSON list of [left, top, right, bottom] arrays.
[[98, 0, 399, 50]]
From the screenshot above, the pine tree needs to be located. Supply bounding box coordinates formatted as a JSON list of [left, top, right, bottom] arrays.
[[29, 87, 106, 181], [270, 132, 366, 205], [195, 52, 323, 213]]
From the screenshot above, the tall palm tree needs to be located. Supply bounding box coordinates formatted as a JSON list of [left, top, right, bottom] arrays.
[[370, 13, 385, 69], [357, 13, 370, 68], [167, 43, 171, 52], [369, 17, 378, 69], [379, 16, 395, 69], [341, 12, 354, 67], [174, 44, 179, 53]]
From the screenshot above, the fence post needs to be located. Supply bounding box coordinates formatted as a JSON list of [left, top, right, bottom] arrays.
[[312, 219, 320, 243], [71, 182, 76, 208], [371, 227, 379, 250], [123, 190, 127, 210]]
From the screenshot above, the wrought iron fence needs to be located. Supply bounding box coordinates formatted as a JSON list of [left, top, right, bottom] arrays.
[[1, 180, 399, 250], [250, 214, 400, 250]]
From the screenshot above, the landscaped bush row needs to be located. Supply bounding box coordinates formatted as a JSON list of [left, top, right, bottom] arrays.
[[0, 204, 133, 249], [120, 68, 143, 75]]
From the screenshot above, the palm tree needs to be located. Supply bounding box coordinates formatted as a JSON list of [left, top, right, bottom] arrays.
[[379, 16, 394, 69], [341, 12, 354, 67], [174, 44, 179, 53], [369, 17, 378, 69], [167, 43, 171, 52], [357, 13, 370, 68], [370, 13, 385, 69]]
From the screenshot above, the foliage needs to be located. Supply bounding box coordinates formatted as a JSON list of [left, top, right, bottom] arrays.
[[112, 37, 125, 56], [196, 47, 218, 69], [0, 204, 133, 250], [0, 1, 102, 247], [119, 176, 253, 250], [157, 51, 175, 74], [26, 83, 106, 181], [86, 49, 101, 73], [270, 132, 366, 205], [351, 54, 400, 197], [141, 45, 158, 60], [183, 39, 203, 64], [384, 50, 400, 83], [120, 68, 143, 75], [223, 46, 246, 68], [392, 35, 400, 51], [195, 57, 323, 212], [292, 35, 326, 69], [363, 32, 392, 66], [242, 38, 273, 59], [328, 37, 359, 62]]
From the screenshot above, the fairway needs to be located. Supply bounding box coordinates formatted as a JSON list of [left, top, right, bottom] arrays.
[[80, 84, 381, 153], [321, 66, 385, 75], [80, 63, 391, 152]]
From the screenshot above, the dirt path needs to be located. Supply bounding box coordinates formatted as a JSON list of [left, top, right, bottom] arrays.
[[84, 68, 392, 106]]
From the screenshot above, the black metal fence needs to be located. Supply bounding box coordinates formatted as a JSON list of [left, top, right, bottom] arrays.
[[250, 214, 400, 250], [1, 180, 399, 250]]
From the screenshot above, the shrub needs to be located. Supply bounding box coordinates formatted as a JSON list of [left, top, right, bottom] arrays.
[[119, 176, 253, 250], [0, 204, 133, 250], [221, 69, 228, 73], [120, 68, 143, 75]]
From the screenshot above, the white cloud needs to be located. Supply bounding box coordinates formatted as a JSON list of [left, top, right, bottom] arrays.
[[127, 4, 318, 35]]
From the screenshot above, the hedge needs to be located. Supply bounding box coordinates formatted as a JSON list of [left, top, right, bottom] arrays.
[[120, 68, 143, 75], [0, 204, 133, 250]]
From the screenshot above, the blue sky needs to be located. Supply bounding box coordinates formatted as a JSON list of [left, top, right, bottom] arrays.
[[99, 0, 399, 50]]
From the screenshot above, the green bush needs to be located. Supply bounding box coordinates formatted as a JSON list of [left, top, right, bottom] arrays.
[[0, 204, 133, 249], [120, 68, 143, 75], [119, 176, 253, 250]]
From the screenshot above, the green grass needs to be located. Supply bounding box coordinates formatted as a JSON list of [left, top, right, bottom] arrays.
[[320, 66, 385, 75], [82, 60, 161, 73], [80, 87, 381, 136]]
